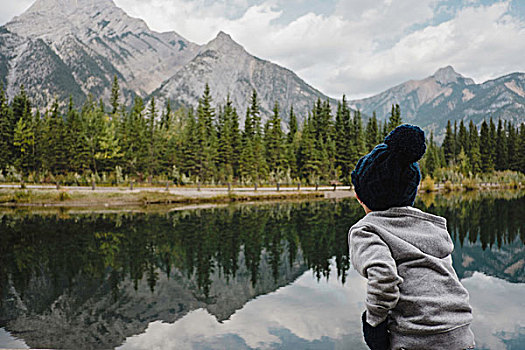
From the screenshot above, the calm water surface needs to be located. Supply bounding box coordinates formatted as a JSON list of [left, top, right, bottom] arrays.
[[0, 191, 524, 350]]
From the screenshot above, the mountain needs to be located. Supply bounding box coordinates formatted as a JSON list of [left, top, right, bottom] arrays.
[[153, 31, 335, 124], [4, 1, 522, 131], [351, 66, 525, 136], [0, 0, 333, 123], [1, 0, 199, 107]]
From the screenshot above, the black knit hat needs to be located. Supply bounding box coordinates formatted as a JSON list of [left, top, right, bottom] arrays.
[[351, 124, 426, 211]]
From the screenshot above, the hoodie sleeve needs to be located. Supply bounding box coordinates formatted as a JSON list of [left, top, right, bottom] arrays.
[[349, 224, 402, 326]]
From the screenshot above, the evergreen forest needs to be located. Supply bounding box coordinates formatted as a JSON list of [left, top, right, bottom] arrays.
[[1, 79, 524, 186]]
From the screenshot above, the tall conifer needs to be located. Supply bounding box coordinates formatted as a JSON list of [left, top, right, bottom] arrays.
[[443, 120, 455, 165], [495, 120, 507, 170]]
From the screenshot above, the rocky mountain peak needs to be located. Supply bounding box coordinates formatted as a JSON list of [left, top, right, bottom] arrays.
[[206, 31, 245, 52], [432, 65, 474, 85], [216, 31, 233, 40]]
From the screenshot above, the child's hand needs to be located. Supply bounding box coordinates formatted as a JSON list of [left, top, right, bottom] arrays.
[[361, 311, 390, 350]]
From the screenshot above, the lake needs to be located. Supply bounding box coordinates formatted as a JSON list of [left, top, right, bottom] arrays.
[[0, 191, 524, 350]]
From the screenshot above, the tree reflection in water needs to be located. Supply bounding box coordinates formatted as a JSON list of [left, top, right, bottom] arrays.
[[1, 193, 524, 300]]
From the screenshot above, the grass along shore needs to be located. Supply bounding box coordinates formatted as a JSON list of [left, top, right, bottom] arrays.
[[420, 172, 524, 192], [0, 185, 343, 207]]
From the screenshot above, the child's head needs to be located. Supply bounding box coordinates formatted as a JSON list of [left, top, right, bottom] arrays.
[[351, 124, 426, 211]]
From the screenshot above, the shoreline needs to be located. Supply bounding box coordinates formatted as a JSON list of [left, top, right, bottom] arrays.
[[0, 185, 355, 209], [1, 183, 522, 210]]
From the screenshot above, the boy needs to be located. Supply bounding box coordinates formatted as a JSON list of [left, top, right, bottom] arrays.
[[348, 124, 475, 350]]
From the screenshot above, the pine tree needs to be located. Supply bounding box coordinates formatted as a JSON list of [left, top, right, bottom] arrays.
[[65, 96, 90, 173], [264, 102, 286, 175], [495, 120, 508, 170], [387, 104, 402, 132], [121, 96, 148, 174], [95, 112, 122, 173], [334, 98, 351, 180], [458, 120, 469, 155], [453, 121, 458, 162], [468, 121, 481, 174], [381, 119, 389, 139], [353, 109, 365, 158], [147, 97, 158, 174], [243, 90, 262, 141], [297, 116, 320, 183], [442, 120, 455, 165], [311, 98, 323, 141], [195, 84, 217, 182], [31, 110, 44, 173], [245, 89, 266, 182], [181, 108, 200, 178], [44, 100, 68, 174], [0, 85, 12, 170], [489, 118, 497, 170], [365, 112, 379, 152], [424, 132, 439, 177], [317, 100, 334, 179], [230, 106, 241, 177], [84, 99, 108, 174], [161, 100, 172, 130], [239, 106, 256, 182], [479, 119, 493, 172], [217, 95, 240, 180], [286, 106, 298, 179], [507, 121, 518, 171], [518, 124, 525, 174], [9, 86, 32, 168], [110, 75, 120, 115], [13, 116, 34, 174], [456, 147, 471, 176], [287, 106, 297, 144], [334, 102, 344, 169]]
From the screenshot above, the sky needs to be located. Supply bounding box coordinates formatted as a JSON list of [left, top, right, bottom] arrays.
[[1, 0, 524, 99]]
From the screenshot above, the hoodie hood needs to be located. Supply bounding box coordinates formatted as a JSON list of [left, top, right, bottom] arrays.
[[363, 206, 453, 259]]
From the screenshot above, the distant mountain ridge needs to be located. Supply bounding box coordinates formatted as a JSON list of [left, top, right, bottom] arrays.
[[0, 0, 523, 134], [0, 0, 333, 125], [351, 66, 525, 136]]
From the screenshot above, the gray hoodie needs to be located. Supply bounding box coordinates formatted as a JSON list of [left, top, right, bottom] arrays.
[[349, 206, 474, 350]]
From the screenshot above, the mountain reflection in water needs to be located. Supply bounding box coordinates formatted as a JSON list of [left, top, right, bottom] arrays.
[[0, 191, 523, 349]]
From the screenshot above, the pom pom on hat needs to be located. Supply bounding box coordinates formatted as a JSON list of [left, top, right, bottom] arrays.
[[384, 124, 426, 164], [351, 124, 426, 211]]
